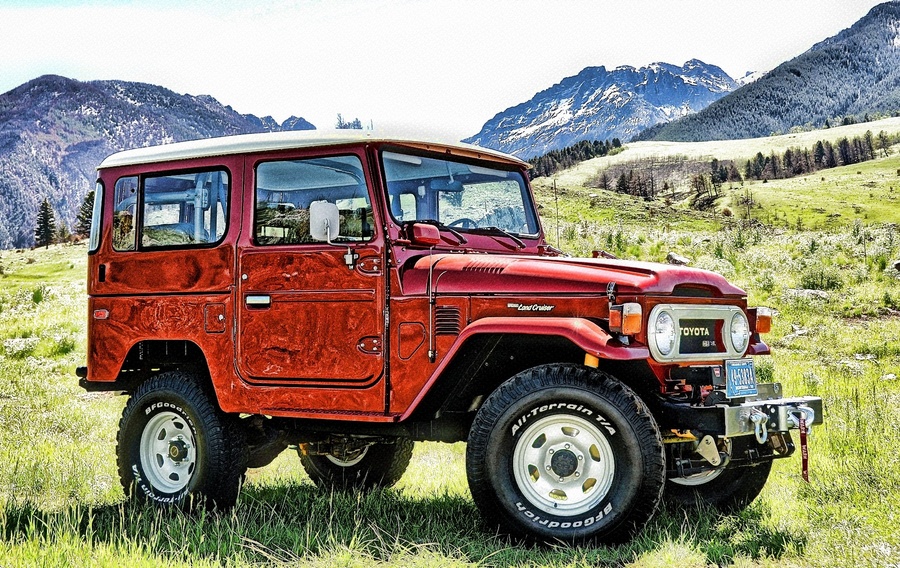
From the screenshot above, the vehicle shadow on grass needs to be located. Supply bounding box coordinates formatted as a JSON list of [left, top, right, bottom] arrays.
[[0, 485, 806, 566]]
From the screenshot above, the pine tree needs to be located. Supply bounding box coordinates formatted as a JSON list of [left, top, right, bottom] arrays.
[[336, 114, 363, 129], [56, 222, 71, 244], [75, 190, 95, 237], [34, 198, 56, 249]]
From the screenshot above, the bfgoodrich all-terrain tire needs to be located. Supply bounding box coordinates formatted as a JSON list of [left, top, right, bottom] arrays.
[[117, 371, 246, 509], [466, 364, 665, 544], [665, 437, 773, 512], [299, 438, 414, 490]]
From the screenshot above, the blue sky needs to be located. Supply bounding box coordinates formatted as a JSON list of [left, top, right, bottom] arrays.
[[0, 0, 889, 140]]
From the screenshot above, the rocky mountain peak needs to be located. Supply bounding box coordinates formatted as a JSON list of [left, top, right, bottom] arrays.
[[463, 60, 736, 159]]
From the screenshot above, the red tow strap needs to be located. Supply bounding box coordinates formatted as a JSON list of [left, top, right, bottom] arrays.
[[800, 414, 809, 483]]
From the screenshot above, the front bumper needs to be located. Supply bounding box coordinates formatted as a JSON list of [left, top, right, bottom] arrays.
[[654, 383, 823, 438]]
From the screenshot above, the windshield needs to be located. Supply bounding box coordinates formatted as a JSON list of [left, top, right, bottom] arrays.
[[382, 150, 539, 236]]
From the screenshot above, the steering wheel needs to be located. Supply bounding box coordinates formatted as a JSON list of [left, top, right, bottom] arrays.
[[448, 218, 477, 229]]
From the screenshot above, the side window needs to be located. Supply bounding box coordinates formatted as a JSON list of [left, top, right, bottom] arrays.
[[88, 182, 103, 253], [255, 155, 373, 245], [111, 170, 229, 251], [113, 176, 138, 251], [141, 170, 229, 248]]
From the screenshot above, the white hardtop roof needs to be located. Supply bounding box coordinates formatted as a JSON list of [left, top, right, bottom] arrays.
[[98, 130, 528, 170]]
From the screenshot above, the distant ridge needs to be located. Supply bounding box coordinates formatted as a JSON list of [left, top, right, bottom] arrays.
[[464, 59, 737, 159], [0, 75, 314, 249], [640, 1, 900, 142]]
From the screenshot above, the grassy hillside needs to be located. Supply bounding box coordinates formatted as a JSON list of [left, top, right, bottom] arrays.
[[542, 116, 900, 189], [1, 158, 899, 565]]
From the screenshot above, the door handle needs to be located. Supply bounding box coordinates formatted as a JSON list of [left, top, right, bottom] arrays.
[[245, 295, 271, 307]]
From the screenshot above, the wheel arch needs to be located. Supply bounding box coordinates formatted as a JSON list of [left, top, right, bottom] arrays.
[[402, 317, 653, 423], [84, 339, 214, 396]]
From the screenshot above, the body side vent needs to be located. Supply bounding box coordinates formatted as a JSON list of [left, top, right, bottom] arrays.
[[435, 305, 462, 335]]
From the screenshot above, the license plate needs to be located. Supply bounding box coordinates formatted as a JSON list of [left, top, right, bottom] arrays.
[[725, 359, 758, 398]]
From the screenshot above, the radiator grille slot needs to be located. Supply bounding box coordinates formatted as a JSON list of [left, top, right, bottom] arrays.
[[435, 306, 462, 335]]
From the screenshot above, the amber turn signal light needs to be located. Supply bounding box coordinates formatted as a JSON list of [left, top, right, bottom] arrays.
[[609, 302, 642, 335], [754, 307, 772, 334]]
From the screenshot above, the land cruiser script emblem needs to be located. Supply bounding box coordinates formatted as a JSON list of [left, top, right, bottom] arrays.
[[507, 303, 555, 312]]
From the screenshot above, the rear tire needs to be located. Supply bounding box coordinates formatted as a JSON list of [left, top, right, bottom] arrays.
[[299, 439, 414, 490], [466, 364, 665, 544], [117, 371, 246, 509]]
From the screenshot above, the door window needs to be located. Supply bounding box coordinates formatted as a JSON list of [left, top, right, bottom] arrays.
[[255, 155, 373, 245]]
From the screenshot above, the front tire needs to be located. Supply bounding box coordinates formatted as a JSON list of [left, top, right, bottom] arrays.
[[665, 437, 773, 511], [466, 364, 665, 543], [299, 439, 414, 490], [117, 372, 246, 509]]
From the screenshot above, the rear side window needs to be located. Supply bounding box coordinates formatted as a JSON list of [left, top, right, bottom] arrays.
[[113, 176, 138, 251], [255, 155, 373, 245], [112, 169, 229, 251], [88, 182, 103, 253]]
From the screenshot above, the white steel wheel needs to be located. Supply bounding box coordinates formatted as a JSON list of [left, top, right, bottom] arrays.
[[139, 411, 197, 493], [669, 467, 726, 487], [325, 446, 369, 467], [512, 414, 615, 516]]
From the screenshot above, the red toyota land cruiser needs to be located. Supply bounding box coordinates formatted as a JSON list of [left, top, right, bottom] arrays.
[[78, 131, 822, 543]]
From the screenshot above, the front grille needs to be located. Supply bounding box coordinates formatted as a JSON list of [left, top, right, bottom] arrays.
[[678, 318, 724, 354], [435, 306, 462, 335]]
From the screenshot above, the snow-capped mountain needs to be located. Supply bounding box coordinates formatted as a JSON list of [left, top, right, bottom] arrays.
[[464, 59, 738, 159]]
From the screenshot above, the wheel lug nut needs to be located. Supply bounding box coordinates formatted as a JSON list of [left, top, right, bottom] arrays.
[[548, 449, 554, 455], [575, 472, 580, 478], [578, 455, 583, 461], [546, 465, 552, 471], [565, 444, 570, 449], [559, 477, 565, 482]]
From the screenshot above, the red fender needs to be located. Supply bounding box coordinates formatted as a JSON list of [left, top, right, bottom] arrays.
[[399, 317, 648, 420]]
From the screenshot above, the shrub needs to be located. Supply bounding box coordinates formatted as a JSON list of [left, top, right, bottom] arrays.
[[799, 265, 843, 290]]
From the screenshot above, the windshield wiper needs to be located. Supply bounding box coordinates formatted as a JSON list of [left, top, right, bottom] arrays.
[[409, 219, 468, 244], [464, 226, 526, 249]]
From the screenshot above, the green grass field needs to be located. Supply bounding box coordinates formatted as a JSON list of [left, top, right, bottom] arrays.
[[1, 150, 899, 566]]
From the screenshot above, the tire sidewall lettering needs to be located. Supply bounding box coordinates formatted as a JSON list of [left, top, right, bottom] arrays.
[[510, 401, 617, 437]]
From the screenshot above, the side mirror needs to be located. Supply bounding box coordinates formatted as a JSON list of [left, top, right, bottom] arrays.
[[309, 201, 339, 243], [408, 222, 441, 246]]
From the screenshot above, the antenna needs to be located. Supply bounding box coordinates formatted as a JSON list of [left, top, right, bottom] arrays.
[[554, 178, 560, 248]]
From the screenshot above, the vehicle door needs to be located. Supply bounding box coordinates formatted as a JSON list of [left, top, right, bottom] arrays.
[[235, 150, 386, 409]]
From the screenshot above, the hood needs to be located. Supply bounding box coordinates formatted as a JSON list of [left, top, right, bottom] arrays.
[[401, 254, 745, 297]]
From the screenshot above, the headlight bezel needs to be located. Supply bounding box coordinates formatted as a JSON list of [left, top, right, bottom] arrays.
[[647, 304, 753, 362]]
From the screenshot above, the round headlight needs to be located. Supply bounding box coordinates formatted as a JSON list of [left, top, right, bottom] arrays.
[[730, 311, 750, 352], [653, 311, 677, 357]]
